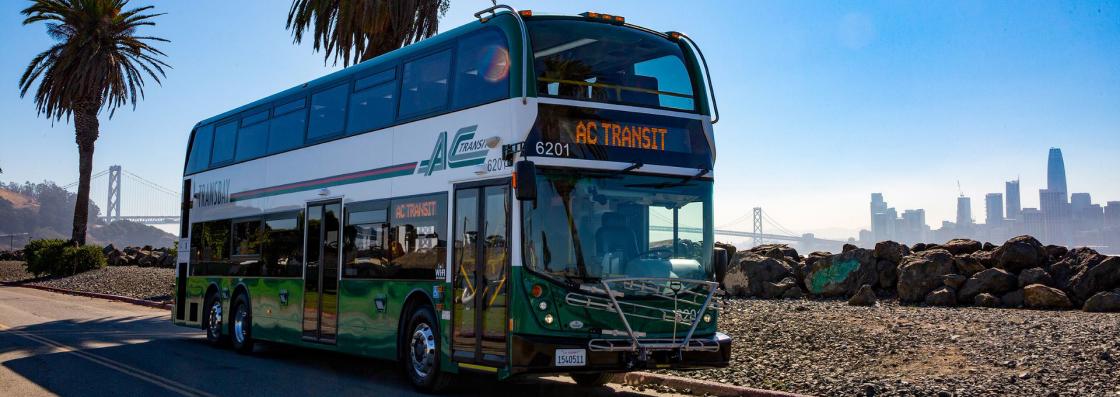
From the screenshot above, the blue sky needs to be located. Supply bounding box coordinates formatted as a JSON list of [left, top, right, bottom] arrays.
[[1, 0, 1117, 239]]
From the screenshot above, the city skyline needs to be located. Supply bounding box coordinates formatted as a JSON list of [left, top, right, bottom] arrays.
[[868, 147, 1118, 252], [1, 1, 1119, 239]]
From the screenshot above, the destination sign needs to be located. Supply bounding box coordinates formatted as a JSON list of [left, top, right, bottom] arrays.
[[523, 104, 713, 170], [394, 200, 438, 220]]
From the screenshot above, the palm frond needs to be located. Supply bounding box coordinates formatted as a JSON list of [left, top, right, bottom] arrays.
[[287, 0, 449, 67]]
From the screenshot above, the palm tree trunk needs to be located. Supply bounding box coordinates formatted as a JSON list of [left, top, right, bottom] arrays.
[[70, 102, 100, 245]]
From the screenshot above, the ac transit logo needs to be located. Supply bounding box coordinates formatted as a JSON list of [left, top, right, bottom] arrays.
[[417, 125, 495, 176]]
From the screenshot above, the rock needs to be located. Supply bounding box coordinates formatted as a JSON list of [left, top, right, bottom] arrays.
[[781, 286, 803, 299], [974, 293, 1001, 307], [959, 268, 1018, 302], [1001, 289, 1024, 308], [942, 274, 966, 289], [804, 248, 876, 297], [876, 260, 898, 289], [924, 286, 957, 307], [1023, 284, 1073, 309], [970, 250, 996, 268], [1082, 291, 1120, 312], [102, 244, 116, 255], [1045, 245, 1068, 262], [1018, 267, 1053, 288], [873, 241, 910, 264], [982, 242, 997, 251], [1050, 248, 1105, 291], [848, 284, 877, 306], [911, 243, 928, 252], [1066, 256, 1120, 303], [749, 244, 800, 263], [897, 249, 956, 303], [954, 254, 987, 277], [761, 277, 800, 299], [943, 239, 982, 256], [842, 243, 858, 253], [723, 252, 794, 298], [993, 235, 1047, 274]]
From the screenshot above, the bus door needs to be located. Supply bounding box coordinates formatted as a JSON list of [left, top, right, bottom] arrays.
[[452, 182, 511, 365], [302, 200, 341, 344]]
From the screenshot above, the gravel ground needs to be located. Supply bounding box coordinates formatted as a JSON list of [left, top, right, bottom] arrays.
[[0, 261, 35, 283], [0, 262, 173, 302], [665, 298, 1120, 396]]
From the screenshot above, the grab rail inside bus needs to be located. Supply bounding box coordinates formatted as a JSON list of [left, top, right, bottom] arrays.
[[475, 4, 530, 105], [669, 31, 720, 124]]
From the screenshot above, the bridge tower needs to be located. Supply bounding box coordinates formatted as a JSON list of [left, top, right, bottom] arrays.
[[106, 165, 122, 223], [752, 207, 763, 247]]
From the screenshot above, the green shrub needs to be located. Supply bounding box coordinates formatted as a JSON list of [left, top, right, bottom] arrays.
[[22, 240, 105, 277], [61, 245, 107, 275], [24, 239, 66, 277]]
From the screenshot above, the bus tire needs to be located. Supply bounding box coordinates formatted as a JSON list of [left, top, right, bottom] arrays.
[[570, 372, 613, 387], [402, 305, 450, 393], [230, 294, 255, 354], [202, 292, 228, 346]]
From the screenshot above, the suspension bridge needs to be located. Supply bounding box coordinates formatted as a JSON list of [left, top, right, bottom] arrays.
[[63, 165, 181, 225], [63, 166, 850, 251]]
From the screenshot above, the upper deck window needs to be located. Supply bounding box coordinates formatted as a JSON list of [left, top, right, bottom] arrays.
[[400, 50, 452, 118], [307, 84, 348, 141], [453, 29, 510, 108], [210, 120, 237, 166], [186, 124, 214, 174], [528, 20, 696, 111]]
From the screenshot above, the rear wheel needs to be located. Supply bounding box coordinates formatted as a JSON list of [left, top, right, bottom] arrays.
[[402, 305, 451, 393], [230, 294, 255, 354], [202, 292, 227, 346], [570, 372, 613, 387]]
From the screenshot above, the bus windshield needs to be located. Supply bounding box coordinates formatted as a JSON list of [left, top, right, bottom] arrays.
[[521, 169, 713, 283], [528, 19, 697, 111]]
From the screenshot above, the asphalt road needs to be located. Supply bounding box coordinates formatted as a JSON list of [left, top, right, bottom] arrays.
[[0, 286, 686, 397]]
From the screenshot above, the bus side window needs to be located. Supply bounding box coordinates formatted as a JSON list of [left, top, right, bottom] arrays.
[[347, 69, 396, 135], [186, 124, 214, 174], [389, 194, 447, 279], [307, 83, 348, 142], [454, 29, 510, 108], [210, 121, 237, 166], [269, 98, 307, 154], [343, 207, 390, 278], [399, 50, 452, 118], [235, 109, 269, 162], [262, 213, 303, 277]]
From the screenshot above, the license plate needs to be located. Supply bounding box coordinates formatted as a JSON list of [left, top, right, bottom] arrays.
[[554, 348, 587, 367]]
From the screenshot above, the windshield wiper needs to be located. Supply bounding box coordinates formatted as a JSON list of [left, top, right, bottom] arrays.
[[619, 161, 643, 174], [626, 168, 709, 189]]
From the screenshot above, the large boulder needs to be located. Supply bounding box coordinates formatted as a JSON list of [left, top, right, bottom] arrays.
[[876, 260, 898, 289], [1001, 289, 1024, 308], [722, 252, 794, 298], [1018, 267, 1053, 288], [925, 286, 957, 307], [749, 244, 800, 263], [761, 277, 800, 299], [1045, 245, 1069, 263], [1049, 247, 1105, 291], [803, 248, 876, 297], [943, 239, 982, 256], [873, 241, 910, 264], [897, 249, 957, 303], [1082, 291, 1120, 312], [1066, 256, 1120, 303], [848, 284, 877, 306], [941, 274, 966, 289], [953, 254, 987, 277], [959, 268, 1019, 302], [993, 236, 1047, 274], [974, 293, 1001, 307], [1023, 284, 1073, 309]]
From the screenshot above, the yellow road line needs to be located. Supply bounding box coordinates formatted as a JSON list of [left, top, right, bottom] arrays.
[[0, 322, 218, 397]]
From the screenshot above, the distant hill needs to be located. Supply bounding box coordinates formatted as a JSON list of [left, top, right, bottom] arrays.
[[0, 181, 176, 249]]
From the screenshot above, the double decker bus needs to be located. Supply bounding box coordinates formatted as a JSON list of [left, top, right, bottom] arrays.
[[173, 5, 728, 392]]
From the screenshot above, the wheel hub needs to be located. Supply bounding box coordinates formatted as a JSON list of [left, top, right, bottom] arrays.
[[233, 306, 247, 344], [208, 300, 222, 337], [409, 323, 436, 379]]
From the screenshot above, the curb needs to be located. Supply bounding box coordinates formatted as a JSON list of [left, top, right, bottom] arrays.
[[1, 282, 172, 310], [615, 371, 810, 397]]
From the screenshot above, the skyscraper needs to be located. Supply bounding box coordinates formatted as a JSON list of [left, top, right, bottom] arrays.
[[1040, 189, 1069, 244], [956, 196, 973, 229], [1047, 148, 1068, 202], [985, 193, 1004, 225], [1005, 179, 1021, 220]]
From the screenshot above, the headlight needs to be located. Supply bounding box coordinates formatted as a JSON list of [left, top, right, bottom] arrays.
[[543, 314, 555, 325], [702, 313, 712, 323]]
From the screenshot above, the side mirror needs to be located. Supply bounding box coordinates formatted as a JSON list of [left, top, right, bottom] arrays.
[[515, 161, 537, 201], [712, 247, 729, 286]]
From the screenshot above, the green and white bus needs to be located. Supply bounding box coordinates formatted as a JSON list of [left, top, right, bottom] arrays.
[[173, 5, 729, 391]]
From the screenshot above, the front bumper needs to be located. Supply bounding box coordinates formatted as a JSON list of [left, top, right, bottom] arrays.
[[508, 332, 732, 375]]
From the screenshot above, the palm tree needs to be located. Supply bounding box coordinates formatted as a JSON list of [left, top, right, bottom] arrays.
[[287, 0, 450, 67], [18, 0, 169, 245]]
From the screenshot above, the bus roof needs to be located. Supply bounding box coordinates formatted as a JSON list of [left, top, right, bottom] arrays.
[[193, 13, 517, 129]]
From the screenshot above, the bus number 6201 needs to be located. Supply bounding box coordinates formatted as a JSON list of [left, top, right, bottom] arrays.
[[535, 142, 571, 157]]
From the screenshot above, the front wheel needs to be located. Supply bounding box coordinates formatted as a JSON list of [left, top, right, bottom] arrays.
[[570, 372, 613, 387], [230, 295, 255, 354], [402, 306, 451, 393]]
